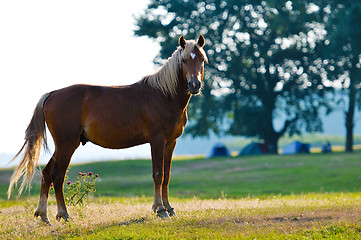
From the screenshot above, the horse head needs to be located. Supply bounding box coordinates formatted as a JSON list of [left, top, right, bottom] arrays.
[[179, 35, 208, 95]]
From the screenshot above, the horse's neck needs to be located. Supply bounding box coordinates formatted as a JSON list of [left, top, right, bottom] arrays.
[[174, 74, 192, 110]]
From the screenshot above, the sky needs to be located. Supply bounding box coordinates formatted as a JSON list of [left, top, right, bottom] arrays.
[[0, 0, 161, 166], [1, 1, 361, 168]]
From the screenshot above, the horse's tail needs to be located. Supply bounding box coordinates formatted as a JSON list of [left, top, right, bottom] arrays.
[[8, 93, 51, 199]]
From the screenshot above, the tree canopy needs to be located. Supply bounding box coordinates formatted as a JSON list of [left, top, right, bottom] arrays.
[[135, 0, 353, 152]]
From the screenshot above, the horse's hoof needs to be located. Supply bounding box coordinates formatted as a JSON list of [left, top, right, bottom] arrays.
[[166, 207, 176, 217], [56, 212, 72, 222], [156, 208, 170, 219], [34, 211, 52, 226], [43, 219, 52, 226]]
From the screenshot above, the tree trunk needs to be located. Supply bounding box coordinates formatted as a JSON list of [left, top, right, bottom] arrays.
[[261, 98, 296, 154], [262, 113, 292, 154], [345, 82, 356, 152], [261, 104, 280, 154], [266, 117, 297, 154], [266, 134, 279, 154]]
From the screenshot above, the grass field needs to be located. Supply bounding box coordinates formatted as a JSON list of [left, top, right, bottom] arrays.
[[1, 151, 361, 239]]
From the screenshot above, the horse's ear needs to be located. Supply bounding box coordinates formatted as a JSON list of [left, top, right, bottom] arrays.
[[197, 34, 205, 48], [179, 35, 186, 49]]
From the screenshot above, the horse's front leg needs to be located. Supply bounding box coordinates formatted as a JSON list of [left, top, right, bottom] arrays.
[[150, 135, 169, 218], [162, 140, 177, 217]]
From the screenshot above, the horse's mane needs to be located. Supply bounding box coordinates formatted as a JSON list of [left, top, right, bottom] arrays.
[[141, 40, 207, 96]]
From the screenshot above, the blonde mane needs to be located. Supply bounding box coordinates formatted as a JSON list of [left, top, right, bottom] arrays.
[[141, 40, 207, 96]]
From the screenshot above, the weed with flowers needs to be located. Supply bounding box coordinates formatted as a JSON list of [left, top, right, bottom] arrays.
[[62, 171, 99, 206]]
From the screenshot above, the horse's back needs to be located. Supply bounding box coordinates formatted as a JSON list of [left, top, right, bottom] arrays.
[[44, 83, 142, 115]]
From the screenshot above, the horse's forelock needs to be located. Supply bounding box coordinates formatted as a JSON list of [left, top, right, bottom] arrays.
[[181, 40, 208, 63]]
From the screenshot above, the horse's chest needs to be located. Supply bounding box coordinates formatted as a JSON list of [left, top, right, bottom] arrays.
[[169, 112, 188, 140]]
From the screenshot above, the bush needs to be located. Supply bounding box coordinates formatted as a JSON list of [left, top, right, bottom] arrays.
[[62, 171, 99, 206]]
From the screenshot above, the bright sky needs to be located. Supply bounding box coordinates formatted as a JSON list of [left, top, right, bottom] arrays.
[[1, 1, 360, 169], [0, 1, 160, 164]]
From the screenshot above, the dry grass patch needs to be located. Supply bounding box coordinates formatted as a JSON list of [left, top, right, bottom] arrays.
[[1, 193, 361, 239]]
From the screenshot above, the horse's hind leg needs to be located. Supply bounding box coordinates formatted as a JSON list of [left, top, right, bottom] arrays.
[[34, 154, 56, 225], [51, 141, 79, 221]]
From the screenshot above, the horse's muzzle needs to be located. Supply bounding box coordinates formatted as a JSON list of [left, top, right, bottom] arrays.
[[188, 78, 201, 94]]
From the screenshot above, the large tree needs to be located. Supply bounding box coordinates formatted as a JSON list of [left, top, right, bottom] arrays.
[[135, 0, 332, 153]]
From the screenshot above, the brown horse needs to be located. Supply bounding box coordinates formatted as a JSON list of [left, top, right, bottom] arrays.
[[8, 35, 207, 224]]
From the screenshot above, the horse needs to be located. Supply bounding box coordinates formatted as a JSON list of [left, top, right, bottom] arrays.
[[8, 35, 208, 224]]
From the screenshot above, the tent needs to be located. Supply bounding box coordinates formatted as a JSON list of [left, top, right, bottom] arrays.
[[281, 141, 310, 154], [322, 142, 332, 153], [207, 143, 231, 158], [239, 142, 270, 155]]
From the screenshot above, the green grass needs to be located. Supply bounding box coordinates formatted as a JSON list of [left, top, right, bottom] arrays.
[[4, 151, 359, 199], [1, 151, 361, 239]]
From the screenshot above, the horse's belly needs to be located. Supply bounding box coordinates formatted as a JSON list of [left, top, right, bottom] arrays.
[[88, 133, 148, 149], [84, 123, 148, 149], [96, 138, 148, 149]]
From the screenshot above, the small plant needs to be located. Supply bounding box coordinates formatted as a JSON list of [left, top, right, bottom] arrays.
[[63, 171, 100, 206]]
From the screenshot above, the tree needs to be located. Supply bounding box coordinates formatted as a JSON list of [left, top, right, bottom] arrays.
[[321, 1, 361, 152], [135, 0, 332, 153]]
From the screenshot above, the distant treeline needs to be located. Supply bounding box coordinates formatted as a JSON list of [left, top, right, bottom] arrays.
[[224, 134, 361, 152]]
